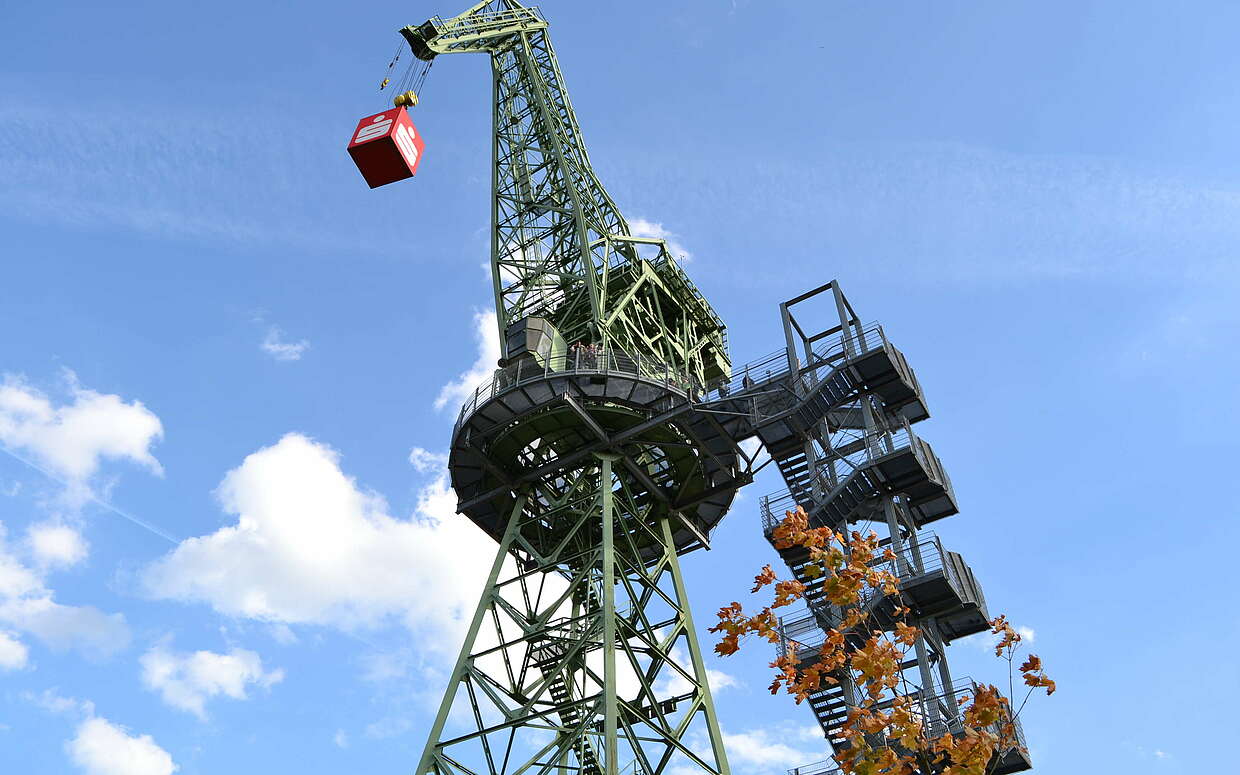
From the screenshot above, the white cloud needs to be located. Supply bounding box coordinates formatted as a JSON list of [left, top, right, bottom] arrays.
[[26, 688, 95, 718], [0, 596, 130, 658], [333, 729, 349, 748], [0, 522, 129, 658], [408, 447, 448, 474], [140, 640, 284, 719], [722, 728, 824, 773], [26, 522, 88, 568], [67, 717, 177, 775], [268, 623, 298, 645], [0, 97, 412, 254], [143, 434, 496, 649], [364, 716, 414, 740], [0, 373, 163, 496], [359, 648, 414, 683], [260, 326, 310, 362], [657, 644, 740, 696], [434, 310, 500, 412], [0, 630, 28, 670], [961, 622, 1037, 654], [629, 217, 693, 263]]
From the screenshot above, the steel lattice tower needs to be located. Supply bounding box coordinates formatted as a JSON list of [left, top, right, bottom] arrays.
[[407, 4, 741, 774], [403, 4, 1032, 775]]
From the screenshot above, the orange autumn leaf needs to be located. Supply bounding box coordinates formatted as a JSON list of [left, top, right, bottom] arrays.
[[751, 564, 778, 592], [713, 505, 1055, 775]]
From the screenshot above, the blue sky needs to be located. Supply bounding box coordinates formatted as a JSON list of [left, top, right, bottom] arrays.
[[2, 0, 1238, 773]]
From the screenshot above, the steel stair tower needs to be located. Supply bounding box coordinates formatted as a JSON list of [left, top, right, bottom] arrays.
[[751, 283, 1034, 775]]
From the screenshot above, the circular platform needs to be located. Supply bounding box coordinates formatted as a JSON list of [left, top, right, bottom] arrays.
[[448, 358, 743, 557]]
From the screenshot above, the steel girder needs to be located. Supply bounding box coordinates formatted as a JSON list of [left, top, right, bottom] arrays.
[[401, 3, 739, 773], [414, 458, 730, 775], [402, 1, 729, 385]]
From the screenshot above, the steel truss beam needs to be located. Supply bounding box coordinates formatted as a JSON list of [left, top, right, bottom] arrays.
[[403, 1, 729, 386], [416, 458, 730, 775]]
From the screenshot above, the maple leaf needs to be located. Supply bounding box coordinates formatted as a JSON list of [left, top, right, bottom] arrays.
[[751, 564, 778, 592], [772, 579, 806, 607], [894, 621, 920, 646], [720, 497, 1057, 775]]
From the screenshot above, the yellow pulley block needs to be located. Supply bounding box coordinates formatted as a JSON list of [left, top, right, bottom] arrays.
[[393, 90, 419, 108]]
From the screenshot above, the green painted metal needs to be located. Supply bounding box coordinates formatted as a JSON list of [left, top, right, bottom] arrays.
[[411, 456, 732, 775], [404, 3, 736, 773], [402, 1, 729, 386]]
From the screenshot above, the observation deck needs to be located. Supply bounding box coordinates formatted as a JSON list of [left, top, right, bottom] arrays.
[[448, 347, 749, 557]]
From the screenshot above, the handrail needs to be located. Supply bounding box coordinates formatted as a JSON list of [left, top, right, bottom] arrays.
[[702, 321, 889, 404], [787, 760, 842, 775], [454, 345, 695, 431], [758, 423, 937, 534], [428, 7, 546, 39]]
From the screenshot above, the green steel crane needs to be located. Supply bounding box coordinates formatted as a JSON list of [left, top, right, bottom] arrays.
[[395, 5, 1033, 775], [405, 3, 751, 775], [401, 1, 729, 387]]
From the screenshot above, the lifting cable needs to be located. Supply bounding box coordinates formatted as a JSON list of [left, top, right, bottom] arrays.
[[378, 40, 403, 92], [381, 46, 433, 110]]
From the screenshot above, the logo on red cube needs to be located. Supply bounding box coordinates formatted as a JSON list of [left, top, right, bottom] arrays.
[[347, 107, 426, 189]]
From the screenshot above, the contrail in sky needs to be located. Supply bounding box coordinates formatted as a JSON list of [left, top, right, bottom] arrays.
[[0, 445, 180, 545]]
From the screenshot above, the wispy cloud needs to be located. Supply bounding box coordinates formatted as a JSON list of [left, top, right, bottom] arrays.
[[0, 630, 28, 671], [602, 141, 1240, 286], [260, 326, 310, 362], [140, 639, 284, 719], [0, 371, 163, 502], [0, 521, 131, 659], [0, 98, 408, 254], [433, 310, 500, 412], [0, 370, 175, 543], [629, 217, 694, 263]]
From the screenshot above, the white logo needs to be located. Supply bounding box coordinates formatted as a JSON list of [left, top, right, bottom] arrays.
[[354, 114, 393, 144], [393, 122, 420, 167]]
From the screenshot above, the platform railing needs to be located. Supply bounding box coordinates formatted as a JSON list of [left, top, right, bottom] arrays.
[[913, 678, 1027, 753], [701, 346, 788, 402], [454, 345, 694, 431], [699, 320, 890, 405], [806, 321, 888, 373], [774, 536, 953, 645], [855, 534, 954, 608], [760, 423, 938, 533], [759, 490, 803, 535], [787, 760, 842, 775], [427, 7, 546, 39], [810, 420, 946, 496], [775, 608, 834, 659]]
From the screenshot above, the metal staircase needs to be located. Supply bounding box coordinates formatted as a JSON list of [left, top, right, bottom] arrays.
[[743, 282, 1031, 775], [530, 633, 601, 775]]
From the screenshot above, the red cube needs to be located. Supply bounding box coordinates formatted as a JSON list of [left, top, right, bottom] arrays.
[[347, 107, 426, 188]]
